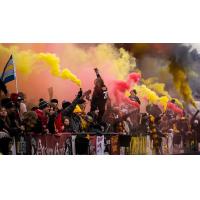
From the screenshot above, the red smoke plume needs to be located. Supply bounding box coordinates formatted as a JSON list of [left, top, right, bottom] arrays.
[[167, 102, 183, 116], [127, 72, 141, 85], [113, 80, 130, 104], [112, 72, 141, 108]]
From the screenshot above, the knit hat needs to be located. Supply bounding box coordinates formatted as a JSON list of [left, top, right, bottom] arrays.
[[62, 100, 71, 109], [39, 100, 49, 110], [73, 105, 82, 113], [50, 99, 58, 104]]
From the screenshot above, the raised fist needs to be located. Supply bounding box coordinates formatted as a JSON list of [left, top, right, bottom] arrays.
[[94, 68, 99, 73], [77, 88, 83, 98]]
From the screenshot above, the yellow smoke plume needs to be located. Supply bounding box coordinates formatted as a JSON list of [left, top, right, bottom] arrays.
[[133, 84, 168, 110], [57, 43, 136, 80], [142, 77, 183, 109], [94, 44, 136, 80], [148, 83, 169, 97], [61, 44, 136, 80], [168, 60, 196, 108], [132, 84, 183, 111], [0, 45, 81, 86], [37, 53, 81, 86], [142, 78, 170, 97], [113, 48, 136, 80]]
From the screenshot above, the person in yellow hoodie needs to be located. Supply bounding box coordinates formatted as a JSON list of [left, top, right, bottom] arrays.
[[73, 104, 88, 131]]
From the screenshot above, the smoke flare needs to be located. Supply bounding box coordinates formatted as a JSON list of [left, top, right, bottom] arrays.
[[168, 59, 196, 108]]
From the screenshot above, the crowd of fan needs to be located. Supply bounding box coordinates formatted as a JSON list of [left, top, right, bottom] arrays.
[[0, 68, 200, 155]]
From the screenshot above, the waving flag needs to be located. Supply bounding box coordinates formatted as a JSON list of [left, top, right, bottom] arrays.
[[1, 55, 16, 84]]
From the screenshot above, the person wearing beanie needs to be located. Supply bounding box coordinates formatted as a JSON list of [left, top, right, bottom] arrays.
[[35, 99, 50, 134], [38, 99, 49, 110]]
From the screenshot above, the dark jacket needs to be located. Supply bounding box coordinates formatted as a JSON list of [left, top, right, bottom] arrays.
[[91, 72, 108, 104], [48, 114, 56, 134], [62, 96, 83, 133], [91, 85, 108, 103]]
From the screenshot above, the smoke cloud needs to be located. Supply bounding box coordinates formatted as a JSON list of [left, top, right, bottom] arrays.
[[0, 44, 136, 106], [0, 43, 199, 110], [116, 43, 200, 108]]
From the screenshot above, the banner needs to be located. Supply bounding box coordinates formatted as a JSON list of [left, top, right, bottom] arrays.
[[10, 133, 149, 155], [14, 134, 72, 155]]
